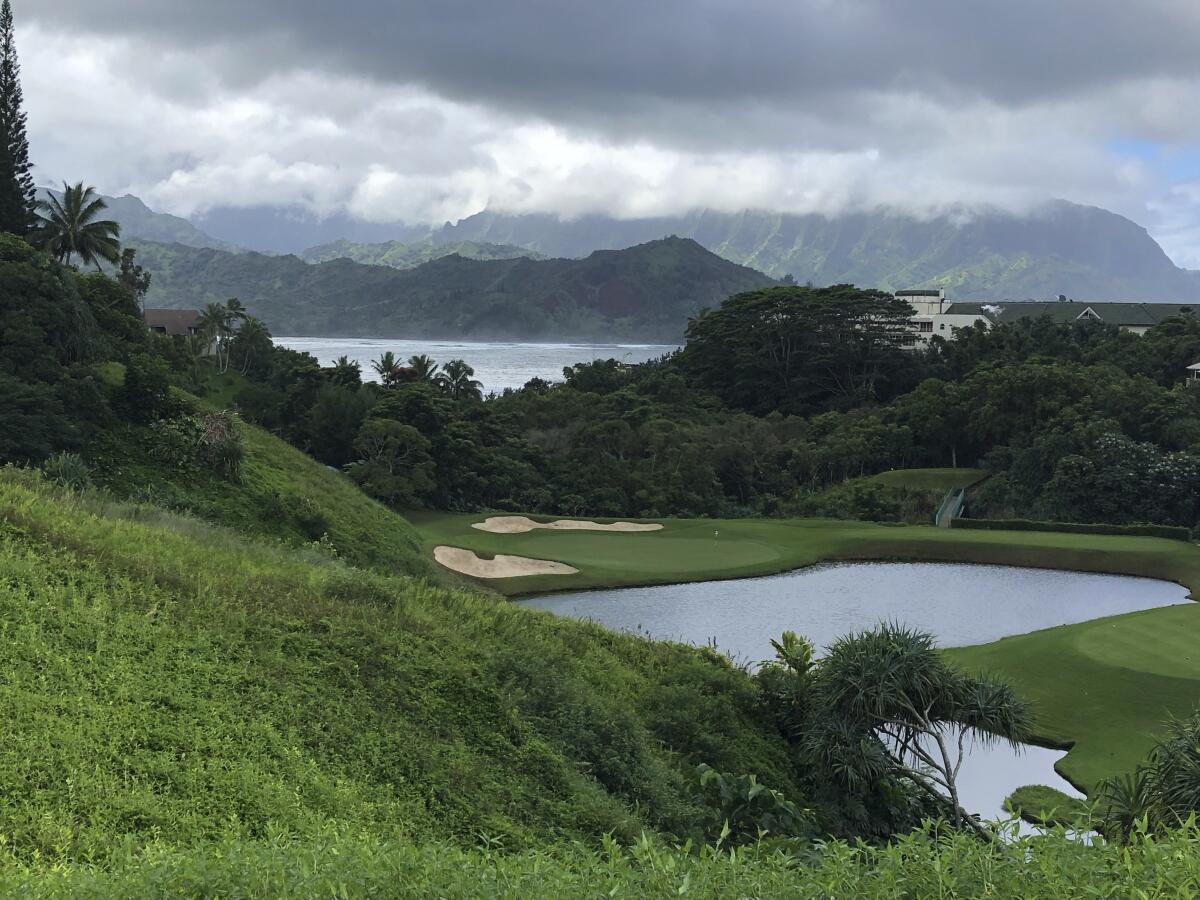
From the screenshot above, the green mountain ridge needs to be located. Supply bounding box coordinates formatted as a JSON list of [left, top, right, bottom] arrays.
[[131, 236, 775, 341], [299, 235, 545, 268], [425, 201, 1200, 301]]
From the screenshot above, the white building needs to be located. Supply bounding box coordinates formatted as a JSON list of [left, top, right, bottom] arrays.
[[896, 289, 992, 346]]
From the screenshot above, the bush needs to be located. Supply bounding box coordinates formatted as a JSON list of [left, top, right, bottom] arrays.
[[41, 452, 91, 491], [147, 413, 244, 481], [952, 517, 1191, 541]]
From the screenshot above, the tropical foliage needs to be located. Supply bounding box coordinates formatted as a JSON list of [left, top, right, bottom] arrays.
[[33, 182, 122, 268]]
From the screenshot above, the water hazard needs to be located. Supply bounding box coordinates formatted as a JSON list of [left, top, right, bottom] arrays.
[[522, 562, 1191, 827]]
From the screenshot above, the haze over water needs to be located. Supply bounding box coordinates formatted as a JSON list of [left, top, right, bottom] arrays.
[[277, 337, 680, 394]]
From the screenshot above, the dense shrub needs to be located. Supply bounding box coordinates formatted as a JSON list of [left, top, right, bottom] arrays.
[[40, 452, 91, 491], [952, 517, 1192, 541]]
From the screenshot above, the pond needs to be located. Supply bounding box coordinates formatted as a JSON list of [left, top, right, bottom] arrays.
[[521, 562, 1191, 826]]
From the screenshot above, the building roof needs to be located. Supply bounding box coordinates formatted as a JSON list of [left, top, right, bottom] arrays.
[[942, 301, 1198, 327], [143, 308, 203, 336]]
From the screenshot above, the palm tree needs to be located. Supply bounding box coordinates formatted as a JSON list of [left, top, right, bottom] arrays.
[[328, 355, 362, 387], [198, 302, 232, 371], [437, 359, 483, 401], [32, 182, 121, 269], [407, 354, 438, 382], [372, 351, 404, 387], [197, 298, 246, 373], [231, 316, 271, 375]]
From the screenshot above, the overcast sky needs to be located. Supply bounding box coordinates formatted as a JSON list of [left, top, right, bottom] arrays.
[[19, 0, 1200, 265]]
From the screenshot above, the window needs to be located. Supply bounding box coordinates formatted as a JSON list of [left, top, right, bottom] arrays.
[[918, 321, 933, 333], [939, 323, 946, 330]]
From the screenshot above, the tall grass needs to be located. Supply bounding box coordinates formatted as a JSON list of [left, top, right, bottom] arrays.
[[0, 469, 792, 863]]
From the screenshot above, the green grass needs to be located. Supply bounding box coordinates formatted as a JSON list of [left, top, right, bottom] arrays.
[[413, 510, 1200, 598], [3, 825, 1200, 897], [946, 603, 1200, 790], [85, 402, 437, 579], [415, 511, 1200, 790], [1004, 785, 1090, 828], [864, 467, 986, 492], [0, 470, 795, 863]]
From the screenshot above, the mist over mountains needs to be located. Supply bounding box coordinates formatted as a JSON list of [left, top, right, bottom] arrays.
[[91, 190, 1200, 306]]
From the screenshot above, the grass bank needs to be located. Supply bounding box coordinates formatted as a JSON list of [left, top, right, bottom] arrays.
[[416, 511, 1200, 789], [0, 469, 798, 863]]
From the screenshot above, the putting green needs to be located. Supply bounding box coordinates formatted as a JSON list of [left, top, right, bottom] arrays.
[[413, 510, 1200, 789]]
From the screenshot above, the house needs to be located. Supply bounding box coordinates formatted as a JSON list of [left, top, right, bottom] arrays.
[[143, 308, 205, 338], [898, 292, 1198, 345], [941, 301, 1196, 335], [1188, 363, 1200, 385]]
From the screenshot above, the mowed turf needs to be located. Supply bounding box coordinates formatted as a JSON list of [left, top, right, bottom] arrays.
[[415, 510, 1200, 788], [865, 467, 986, 492], [946, 603, 1200, 789]]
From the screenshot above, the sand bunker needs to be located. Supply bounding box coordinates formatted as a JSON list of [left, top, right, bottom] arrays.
[[472, 516, 664, 535], [434, 546, 580, 579]]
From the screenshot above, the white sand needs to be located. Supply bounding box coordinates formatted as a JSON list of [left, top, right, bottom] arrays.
[[434, 546, 580, 579], [472, 516, 664, 535]]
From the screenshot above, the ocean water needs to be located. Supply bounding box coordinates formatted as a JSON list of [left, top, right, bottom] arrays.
[[275, 337, 679, 394]]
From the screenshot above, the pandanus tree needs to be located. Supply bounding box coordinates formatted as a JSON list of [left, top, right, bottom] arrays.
[[437, 358, 483, 401], [804, 624, 1031, 840], [32, 182, 121, 269]]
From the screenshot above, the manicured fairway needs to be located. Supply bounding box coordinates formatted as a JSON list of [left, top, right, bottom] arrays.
[[413, 510, 1200, 789], [946, 603, 1200, 790]]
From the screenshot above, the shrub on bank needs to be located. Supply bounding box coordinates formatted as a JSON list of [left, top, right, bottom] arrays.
[[951, 517, 1191, 542]]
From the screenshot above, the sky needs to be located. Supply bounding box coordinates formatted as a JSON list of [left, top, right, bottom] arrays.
[[18, 0, 1200, 266]]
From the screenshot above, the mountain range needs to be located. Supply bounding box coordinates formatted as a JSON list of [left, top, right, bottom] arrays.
[[50, 188, 1200, 338], [89, 190, 1200, 304], [127, 236, 774, 341]]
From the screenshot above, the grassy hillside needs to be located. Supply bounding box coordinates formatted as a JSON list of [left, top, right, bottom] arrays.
[[82, 396, 435, 579], [0, 469, 796, 864], [3, 824, 1200, 896], [130, 236, 775, 341]]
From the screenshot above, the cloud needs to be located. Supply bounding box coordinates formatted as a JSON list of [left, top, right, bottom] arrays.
[[17, 1, 1200, 261]]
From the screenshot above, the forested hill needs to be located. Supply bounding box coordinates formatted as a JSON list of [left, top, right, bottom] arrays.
[[299, 236, 545, 268], [131, 236, 775, 340], [429, 201, 1200, 301]]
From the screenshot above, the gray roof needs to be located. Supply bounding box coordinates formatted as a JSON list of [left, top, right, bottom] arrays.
[[143, 308, 203, 336], [942, 301, 1198, 327]]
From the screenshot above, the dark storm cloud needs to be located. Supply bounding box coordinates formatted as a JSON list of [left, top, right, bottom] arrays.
[[25, 0, 1200, 135]]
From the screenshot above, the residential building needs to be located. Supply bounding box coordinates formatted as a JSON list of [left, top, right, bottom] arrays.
[[897, 291, 1198, 344], [143, 308, 205, 338]]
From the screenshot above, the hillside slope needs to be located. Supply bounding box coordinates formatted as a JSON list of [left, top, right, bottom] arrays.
[[0, 468, 794, 862], [132, 236, 776, 340]]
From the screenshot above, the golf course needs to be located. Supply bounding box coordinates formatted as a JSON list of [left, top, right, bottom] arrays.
[[414, 508, 1200, 791]]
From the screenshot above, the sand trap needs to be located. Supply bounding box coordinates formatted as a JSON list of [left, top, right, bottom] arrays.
[[472, 516, 664, 535], [434, 546, 580, 579]]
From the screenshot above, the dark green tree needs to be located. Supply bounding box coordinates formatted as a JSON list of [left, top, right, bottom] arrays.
[[0, 0, 33, 235]]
